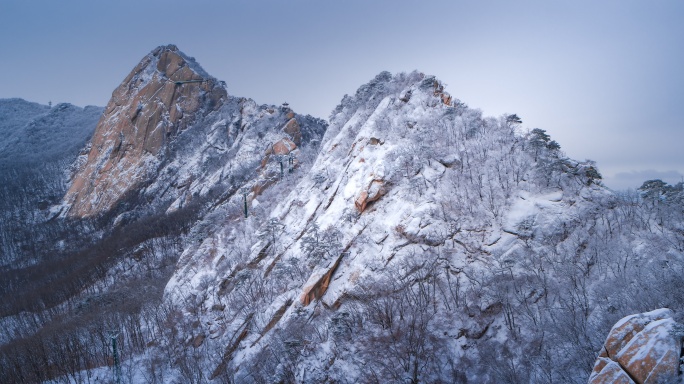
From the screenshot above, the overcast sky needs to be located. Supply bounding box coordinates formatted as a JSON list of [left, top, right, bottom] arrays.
[[1, 0, 682, 190]]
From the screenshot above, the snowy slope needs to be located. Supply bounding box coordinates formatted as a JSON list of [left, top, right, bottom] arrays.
[[152, 71, 682, 383], [0, 99, 102, 266], [0, 99, 101, 164], [0, 98, 50, 152]]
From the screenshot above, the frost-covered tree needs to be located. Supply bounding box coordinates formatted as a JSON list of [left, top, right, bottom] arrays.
[[257, 217, 285, 253], [300, 223, 342, 264]]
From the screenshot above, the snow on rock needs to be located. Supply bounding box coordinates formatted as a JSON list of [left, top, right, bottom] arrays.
[[590, 359, 637, 384], [162, 70, 619, 381], [62, 45, 326, 220], [63, 44, 227, 217], [589, 308, 682, 384], [605, 309, 674, 358], [354, 178, 386, 213], [270, 137, 297, 156]]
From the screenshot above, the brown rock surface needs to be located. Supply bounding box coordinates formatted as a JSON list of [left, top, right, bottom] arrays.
[[63, 45, 226, 217], [282, 118, 302, 145], [604, 310, 672, 358], [432, 79, 453, 106], [616, 319, 681, 383], [354, 179, 386, 213], [260, 138, 297, 168], [441, 93, 452, 106], [589, 308, 682, 384], [254, 137, 300, 195], [301, 253, 345, 306], [590, 359, 636, 384], [271, 138, 297, 156]]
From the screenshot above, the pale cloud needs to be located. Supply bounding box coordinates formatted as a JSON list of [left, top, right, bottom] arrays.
[[605, 170, 684, 191]]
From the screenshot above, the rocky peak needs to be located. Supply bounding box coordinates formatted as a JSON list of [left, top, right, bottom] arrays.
[[63, 45, 227, 217]]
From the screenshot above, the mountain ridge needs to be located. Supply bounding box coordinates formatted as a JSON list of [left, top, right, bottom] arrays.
[[62, 44, 228, 217], [0, 99, 102, 165], [0, 45, 682, 383]]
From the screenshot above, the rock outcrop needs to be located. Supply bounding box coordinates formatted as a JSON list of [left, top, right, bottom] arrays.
[[282, 117, 302, 145], [431, 79, 452, 106], [300, 252, 345, 306], [63, 45, 227, 217], [589, 308, 682, 384], [354, 179, 386, 213], [269, 138, 297, 157]]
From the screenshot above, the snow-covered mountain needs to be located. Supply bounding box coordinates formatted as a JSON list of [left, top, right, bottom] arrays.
[[0, 98, 50, 157], [0, 46, 682, 384], [62, 45, 228, 218], [0, 99, 102, 266], [162, 70, 684, 383], [0, 99, 102, 165]]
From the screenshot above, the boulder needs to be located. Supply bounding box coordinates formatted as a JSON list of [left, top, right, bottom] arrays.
[[603, 309, 672, 358], [260, 138, 297, 168], [589, 308, 682, 384], [589, 359, 636, 384], [616, 319, 681, 383], [354, 179, 386, 213], [369, 137, 383, 145], [271, 138, 297, 156]]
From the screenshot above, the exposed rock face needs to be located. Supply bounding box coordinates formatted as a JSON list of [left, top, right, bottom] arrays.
[[282, 118, 302, 145], [63, 44, 227, 217], [254, 137, 300, 195], [589, 308, 682, 384], [300, 253, 345, 305], [354, 179, 386, 213], [590, 359, 636, 384], [431, 79, 452, 106], [13, 59, 681, 384], [270, 138, 297, 156]]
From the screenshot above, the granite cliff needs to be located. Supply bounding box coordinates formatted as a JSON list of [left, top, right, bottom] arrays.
[[63, 45, 227, 217]]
